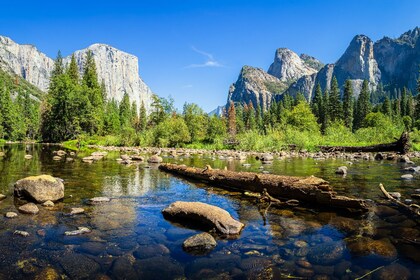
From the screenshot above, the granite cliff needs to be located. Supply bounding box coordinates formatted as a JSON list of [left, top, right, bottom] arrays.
[[0, 36, 153, 112]]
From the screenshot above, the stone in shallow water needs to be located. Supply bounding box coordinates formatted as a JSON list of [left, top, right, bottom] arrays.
[[133, 244, 170, 259], [14, 230, 29, 237], [135, 256, 184, 280], [69, 208, 85, 215], [347, 237, 397, 260], [89, 197, 111, 203], [64, 227, 91, 236], [335, 166, 347, 175], [372, 263, 411, 280], [401, 174, 414, 179], [5, 212, 17, 218], [18, 203, 39, 214], [0, 194, 6, 200], [34, 267, 60, 280], [162, 201, 244, 235], [307, 242, 345, 265], [57, 252, 100, 279], [14, 175, 64, 203], [42, 200, 54, 207], [77, 242, 106, 256], [182, 232, 217, 254]]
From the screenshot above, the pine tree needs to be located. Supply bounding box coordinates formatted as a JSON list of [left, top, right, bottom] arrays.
[[406, 90, 414, 118], [67, 54, 79, 84], [51, 51, 64, 77], [119, 92, 131, 128], [227, 101, 236, 138], [401, 87, 408, 116], [139, 101, 147, 132], [354, 80, 371, 129], [342, 80, 353, 130], [392, 98, 401, 119], [246, 101, 256, 130], [255, 104, 263, 131], [328, 77, 343, 122], [104, 99, 120, 134], [82, 50, 104, 134], [311, 83, 323, 121], [295, 92, 306, 105], [381, 96, 392, 116], [321, 89, 329, 133], [0, 84, 14, 139]]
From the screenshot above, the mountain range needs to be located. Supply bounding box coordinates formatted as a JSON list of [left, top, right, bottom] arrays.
[[0, 36, 154, 112], [222, 27, 420, 114]]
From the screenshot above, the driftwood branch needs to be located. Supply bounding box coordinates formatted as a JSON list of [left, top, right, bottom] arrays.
[[159, 163, 368, 211], [379, 183, 420, 217], [318, 132, 410, 154]]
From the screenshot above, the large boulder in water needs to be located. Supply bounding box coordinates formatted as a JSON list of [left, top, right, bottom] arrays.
[[14, 175, 64, 203], [162, 201, 244, 235]]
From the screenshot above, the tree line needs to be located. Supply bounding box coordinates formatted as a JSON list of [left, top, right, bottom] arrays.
[[0, 51, 419, 151]]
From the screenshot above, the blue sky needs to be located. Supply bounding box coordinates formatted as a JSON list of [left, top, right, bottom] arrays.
[[1, 0, 419, 112]]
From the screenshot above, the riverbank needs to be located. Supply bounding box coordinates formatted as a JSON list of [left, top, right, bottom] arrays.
[[83, 144, 420, 161]]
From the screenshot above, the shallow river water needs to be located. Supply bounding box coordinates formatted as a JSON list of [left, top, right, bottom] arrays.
[[0, 144, 419, 279]]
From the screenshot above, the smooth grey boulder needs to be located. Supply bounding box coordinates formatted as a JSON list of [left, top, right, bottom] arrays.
[[183, 232, 217, 254], [18, 203, 39, 214], [335, 166, 348, 175], [148, 155, 163, 163], [14, 175, 64, 203], [162, 201, 244, 235]]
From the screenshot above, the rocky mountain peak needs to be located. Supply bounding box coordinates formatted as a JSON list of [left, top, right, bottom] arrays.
[[335, 34, 380, 85], [397, 27, 420, 46], [227, 65, 286, 111], [267, 48, 318, 83]]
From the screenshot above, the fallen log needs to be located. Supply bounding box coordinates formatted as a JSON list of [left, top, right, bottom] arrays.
[[159, 163, 369, 211], [379, 183, 420, 217], [318, 132, 410, 154]]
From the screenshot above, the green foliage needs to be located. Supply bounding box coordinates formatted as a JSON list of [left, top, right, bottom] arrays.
[[206, 115, 226, 143], [342, 80, 353, 130], [183, 102, 208, 143], [67, 54, 79, 84], [264, 81, 285, 93], [354, 80, 371, 130], [153, 116, 191, 147], [328, 77, 343, 121], [282, 101, 320, 132]]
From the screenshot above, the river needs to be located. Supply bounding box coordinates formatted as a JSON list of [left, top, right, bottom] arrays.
[[0, 144, 419, 279]]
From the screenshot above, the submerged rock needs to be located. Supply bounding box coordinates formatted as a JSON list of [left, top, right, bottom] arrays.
[[42, 200, 55, 207], [182, 232, 217, 254], [69, 208, 85, 215], [147, 155, 163, 163], [307, 242, 345, 265], [18, 203, 39, 214], [347, 237, 397, 260], [401, 174, 414, 180], [5, 212, 17, 218], [373, 263, 411, 280], [89, 197, 111, 203], [34, 267, 60, 280], [14, 175, 64, 203], [64, 227, 91, 236], [162, 201, 244, 235], [14, 230, 30, 237], [335, 166, 347, 175]]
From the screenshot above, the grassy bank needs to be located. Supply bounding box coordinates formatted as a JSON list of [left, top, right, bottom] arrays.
[[62, 126, 420, 152]]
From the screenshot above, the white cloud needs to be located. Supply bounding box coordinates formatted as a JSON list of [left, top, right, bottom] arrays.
[[185, 46, 225, 68]]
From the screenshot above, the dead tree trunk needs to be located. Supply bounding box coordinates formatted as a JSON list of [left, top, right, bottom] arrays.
[[318, 132, 410, 154], [159, 163, 369, 211]]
